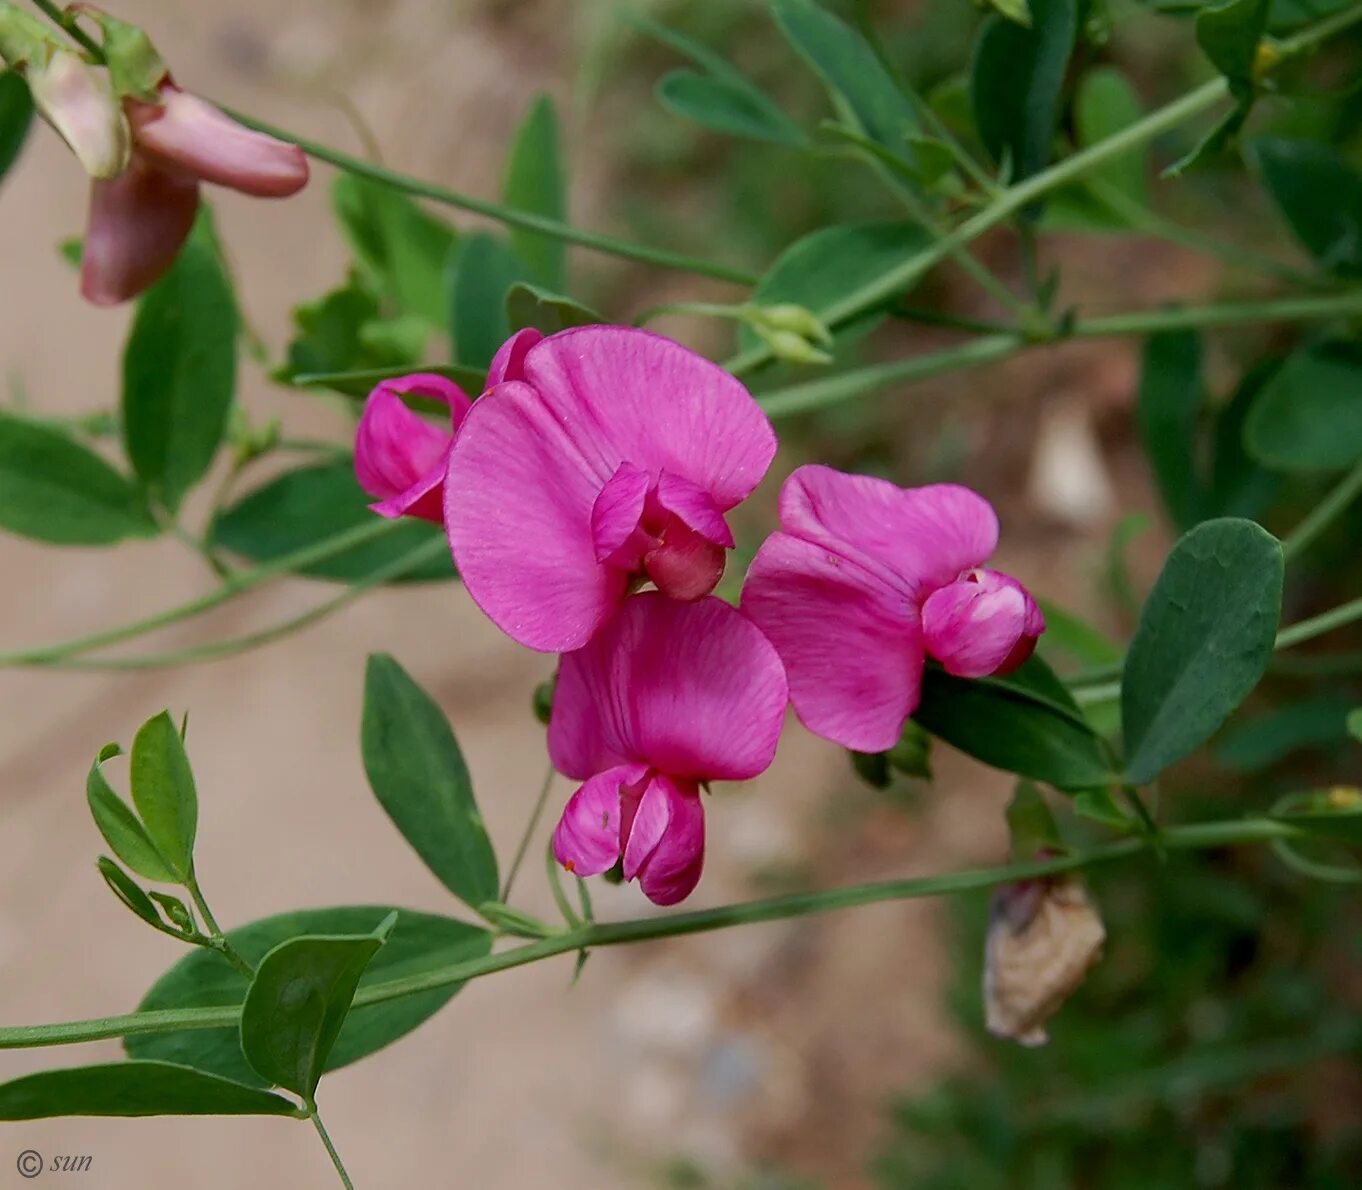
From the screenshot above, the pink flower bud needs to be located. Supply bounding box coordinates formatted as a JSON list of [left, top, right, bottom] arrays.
[[126, 83, 308, 198], [28, 49, 130, 179], [922, 568, 1046, 678]]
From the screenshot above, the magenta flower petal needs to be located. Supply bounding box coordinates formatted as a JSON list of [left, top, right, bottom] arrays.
[[81, 157, 199, 306], [486, 328, 543, 388], [355, 374, 472, 523], [642, 521, 726, 602], [653, 471, 735, 549], [446, 380, 628, 652], [552, 763, 649, 877], [923, 569, 1046, 677], [128, 86, 308, 198], [633, 774, 705, 906], [591, 462, 652, 564], [521, 327, 777, 508], [779, 466, 999, 601], [548, 593, 788, 782], [742, 531, 923, 753]]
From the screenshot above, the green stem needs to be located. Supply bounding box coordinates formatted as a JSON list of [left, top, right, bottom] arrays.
[[30, 0, 101, 55], [0, 817, 1303, 1051], [29, 537, 448, 671], [1281, 458, 1362, 562], [500, 764, 556, 901], [184, 867, 254, 979], [0, 518, 400, 668], [1275, 595, 1362, 650], [1073, 290, 1362, 337], [310, 1110, 355, 1190], [226, 110, 757, 288]]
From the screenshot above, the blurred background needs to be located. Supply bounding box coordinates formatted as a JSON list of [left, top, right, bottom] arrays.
[[1, 0, 1361, 1185]]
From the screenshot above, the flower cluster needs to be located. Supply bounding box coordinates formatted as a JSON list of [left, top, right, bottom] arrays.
[[355, 326, 1043, 904]]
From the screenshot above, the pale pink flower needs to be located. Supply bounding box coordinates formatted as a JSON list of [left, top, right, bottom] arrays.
[[549, 594, 788, 905], [354, 375, 474, 523], [444, 327, 777, 653], [82, 81, 308, 305], [741, 465, 1044, 753]]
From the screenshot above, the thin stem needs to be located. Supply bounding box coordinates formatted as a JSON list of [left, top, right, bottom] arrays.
[[500, 764, 556, 901], [310, 1110, 355, 1190], [185, 867, 254, 979], [30, 537, 449, 671], [0, 517, 399, 668], [1073, 290, 1362, 337], [1281, 458, 1362, 562], [30, 0, 101, 55], [0, 817, 1305, 1051], [226, 110, 757, 288], [545, 840, 582, 930], [1275, 595, 1362, 650]]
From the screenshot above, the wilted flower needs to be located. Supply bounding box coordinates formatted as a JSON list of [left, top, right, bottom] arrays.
[[445, 327, 777, 653], [549, 594, 788, 905], [983, 875, 1105, 1046], [741, 465, 1044, 752], [354, 374, 474, 523], [26, 47, 129, 178]]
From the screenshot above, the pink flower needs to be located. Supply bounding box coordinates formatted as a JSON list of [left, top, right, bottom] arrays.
[[354, 374, 474, 523], [444, 327, 777, 653], [741, 465, 1044, 754], [82, 81, 308, 305], [549, 594, 788, 905]]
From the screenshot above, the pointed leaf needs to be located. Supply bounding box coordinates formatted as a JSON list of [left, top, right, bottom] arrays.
[[97, 857, 175, 933], [450, 234, 530, 369], [1196, 0, 1270, 85], [657, 69, 808, 147], [276, 276, 425, 388], [1252, 137, 1362, 278], [127, 906, 491, 1087], [504, 281, 602, 336], [240, 915, 395, 1100], [88, 744, 177, 883], [1122, 519, 1284, 784], [0, 69, 33, 186], [1243, 342, 1362, 473], [503, 95, 567, 290], [0, 411, 157, 545], [362, 654, 499, 908], [1137, 330, 1205, 529], [0, 1062, 300, 1119], [128, 711, 197, 881]]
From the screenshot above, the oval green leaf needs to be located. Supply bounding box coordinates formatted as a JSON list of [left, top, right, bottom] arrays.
[[210, 462, 455, 584], [1252, 137, 1362, 278], [657, 70, 808, 147], [121, 217, 238, 513], [450, 233, 530, 369], [503, 95, 567, 290], [0, 1062, 301, 1119], [87, 744, 177, 883], [240, 915, 394, 1100], [362, 654, 499, 908], [0, 69, 34, 185], [1121, 518, 1284, 785], [1243, 342, 1362, 473], [129, 711, 197, 882], [0, 411, 157, 546], [126, 906, 491, 1086], [912, 658, 1113, 790]]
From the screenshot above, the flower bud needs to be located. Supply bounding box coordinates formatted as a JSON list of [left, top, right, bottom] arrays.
[[752, 302, 834, 346], [753, 325, 833, 366], [983, 875, 1104, 1046]]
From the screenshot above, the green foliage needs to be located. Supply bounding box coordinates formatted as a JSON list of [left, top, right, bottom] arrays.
[[1137, 330, 1204, 529], [129, 711, 198, 882], [0, 1062, 301, 1119], [503, 95, 569, 289], [210, 462, 455, 583], [1243, 343, 1362, 473], [0, 68, 32, 185], [505, 282, 602, 336], [1048, 67, 1149, 229], [1121, 519, 1284, 784], [127, 906, 492, 1087], [450, 233, 530, 369], [87, 742, 178, 884], [1252, 137, 1362, 277], [1196, 0, 1270, 84], [240, 915, 395, 1101], [362, 655, 499, 909], [0, 411, 157, 545], [121, 215, 238, 514], [971, 0, 1077, 185], [1216, 696, 1354, 770]]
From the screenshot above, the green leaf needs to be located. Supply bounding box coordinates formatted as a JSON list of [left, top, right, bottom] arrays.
[[0, 69, 33, 185], [1216, 697, 1353, 771], [127, 906, 492, 1087], [1035, 599, 1123, 670], [1006, 780, 1063, 859], [97, 857, 174, 934], [121, 216, 238, 512], [1072, 786, 1133, 830], [240, 915, 394, 1100], [971, 0, 1077, 185], [1251, 137, 1362, 278], [1206, 360, 1280, 520], [633, 13, 808, 148], [1047, 66, 1147, 229], [1243, 343, 1362, 473], [1137, 330, 1205, 529], [1121, 518, 1284, 784], [657, 70, 808, 147], [505, 282, 602, 336], [129, 711, 197, 881], [1162, 93, 1254, 178], [1196, 0, 1269, 85], [333, 176, 458, 325], [0, 1062, 300, 1119], [770, 0, 919, 159], [88, 745, 177, 883], [0, 411, 157, 545], [362, 654, 499, 908], [503, 95, 567, 290], [739, 221, 931, 352], [276, 276, 426, 389], [450, 234, 530, 370], [913, 658, 1113, 790], [210, 462, 455, 584]]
